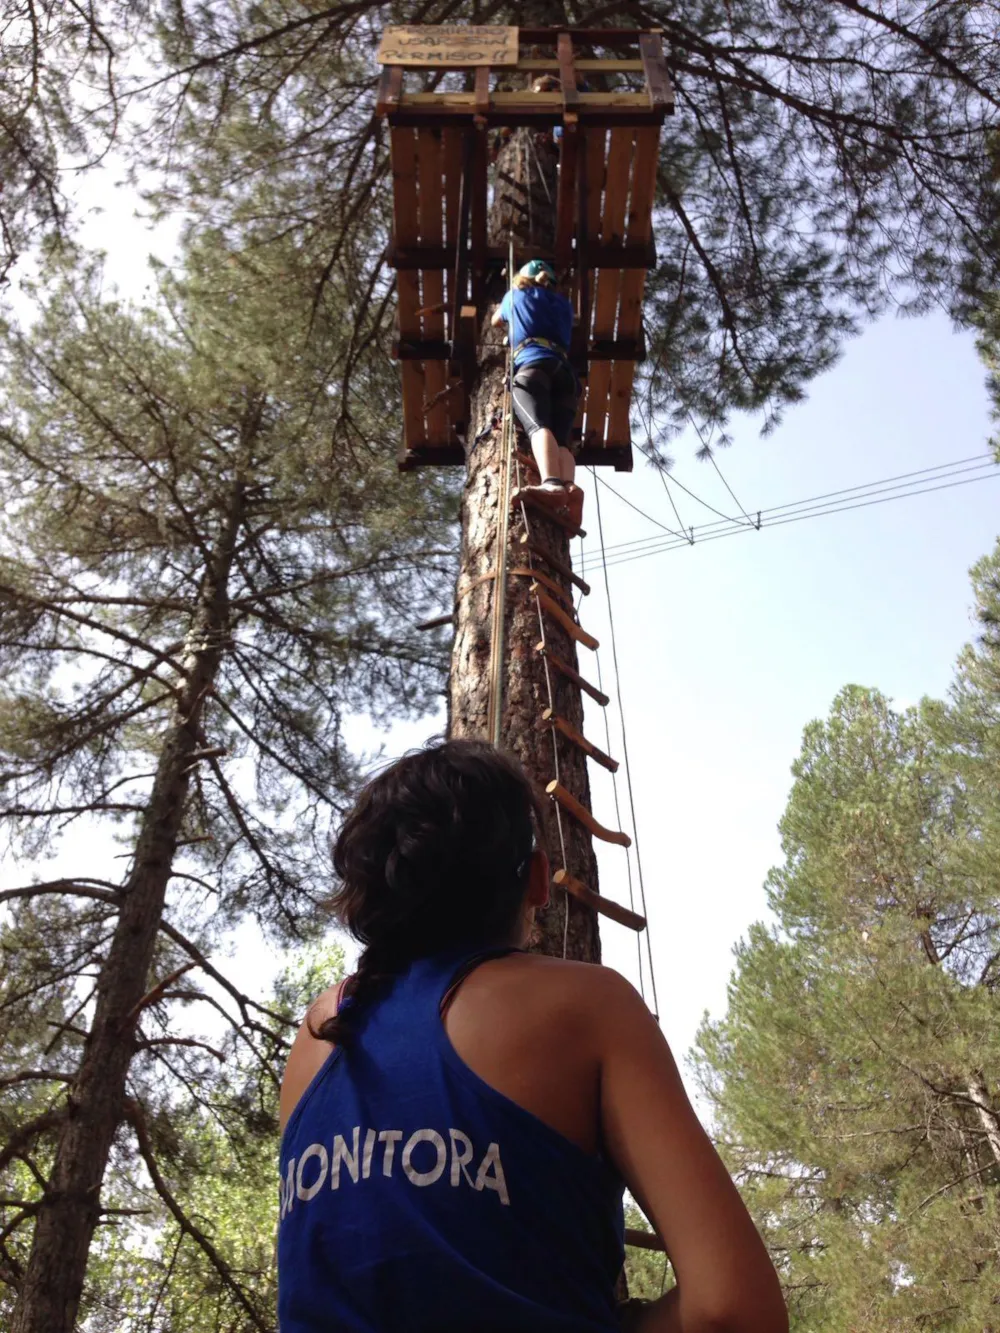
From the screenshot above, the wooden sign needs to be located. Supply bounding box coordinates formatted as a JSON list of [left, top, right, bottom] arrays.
[[377, 25, 518, 67]]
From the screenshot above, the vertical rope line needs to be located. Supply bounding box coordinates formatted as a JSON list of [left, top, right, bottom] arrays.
[[592, 469, 660, 1020], [486, 238, 518, 746]]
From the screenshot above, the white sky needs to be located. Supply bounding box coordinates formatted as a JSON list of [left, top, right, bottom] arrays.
[[3, 161, 997, 1095]]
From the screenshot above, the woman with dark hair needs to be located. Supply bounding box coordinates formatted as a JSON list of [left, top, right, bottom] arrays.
[[278, 740, 787, 1333]]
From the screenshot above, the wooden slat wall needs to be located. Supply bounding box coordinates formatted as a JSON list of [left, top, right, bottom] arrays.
[[584, 126, 632, 450], [390, 127, 425, 451], [577, 128, 608, 447], [417, 129, 448, 444], [607, 125, 658, 445], [442, 128, 464, 443]]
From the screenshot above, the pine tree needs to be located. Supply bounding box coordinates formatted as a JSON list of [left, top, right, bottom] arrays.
[[693, 631, 1000, 1327], [0, 237, 455, 1330]]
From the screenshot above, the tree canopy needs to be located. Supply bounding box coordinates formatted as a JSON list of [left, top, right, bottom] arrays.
[[693, 543, 1000, 1329]]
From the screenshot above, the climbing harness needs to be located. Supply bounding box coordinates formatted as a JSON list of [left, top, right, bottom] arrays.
[[513, 335, 570, 362]]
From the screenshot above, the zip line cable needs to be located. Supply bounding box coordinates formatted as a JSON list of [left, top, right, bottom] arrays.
[[708, 450, 758, 529], [590, 453, 997, 562], [581, 453, 999, 573], [594, 472, 686, 541]]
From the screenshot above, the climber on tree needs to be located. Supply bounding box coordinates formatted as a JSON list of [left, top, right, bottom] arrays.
[[278, 740, 788, 1333], [492, 258, 585, 527]]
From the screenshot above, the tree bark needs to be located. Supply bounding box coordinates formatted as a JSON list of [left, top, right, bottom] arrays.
[[11, 480, 247, 1333], [448, 123, 601, 965]]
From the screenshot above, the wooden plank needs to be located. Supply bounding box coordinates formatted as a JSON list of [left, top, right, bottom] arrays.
[[517, 58, 645, 74], [534, 587, 598, 650], [378, 26, 518, 68], [554, 121, 579, 269], [520, 537, 590, 595], [376, 64, 403, 116], [586, 126, 633, 448], [555, 869, 646, 932], [607, 125, 659, 446], [576, 127, 607, 437], [442, 126, 466, 437], [639, 33, 674, 113], [546, 782, 632, 847], [543, 708, 618, 772], [535, 643, 607, 705], [470, 126, 488, 306], [390, 127, 425, 450], [557, 33, 579, 115], [474, 65, 491, 117], [511, 487, 585, 538], [417, 129, 448, 444], [510, 565, 575, 609]]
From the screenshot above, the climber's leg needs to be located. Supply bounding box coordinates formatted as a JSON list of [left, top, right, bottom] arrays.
[[511, 361, 570, 504]]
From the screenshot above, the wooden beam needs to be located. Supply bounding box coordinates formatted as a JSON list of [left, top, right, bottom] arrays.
[[557, 33, 579, 115], [543, 708, 618, 772], [474, 65, 491, 118], [639, 32, 674, 114], [555, 120, 580, 270], [555, 869, 646, 932], [390, 127, 425, 452], [389, 240, 654, 270], [520, 537, 590, 595], [470, 125, 488, 306], [534, 587, 598, 650], [535, 644, 608, 706], [576, 443, 633, 470], [510, 565, 575, 609], [376, 64, 403, 116], [547, 783, 632, 847]]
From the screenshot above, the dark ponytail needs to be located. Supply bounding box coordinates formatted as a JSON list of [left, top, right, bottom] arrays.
[[313, 740, 545, 1044]]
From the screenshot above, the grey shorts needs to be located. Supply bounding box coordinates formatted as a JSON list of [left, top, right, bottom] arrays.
[[511, 356, 580, 453]]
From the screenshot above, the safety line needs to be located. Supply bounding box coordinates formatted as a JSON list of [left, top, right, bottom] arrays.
[[592, 470, 660, 1021]]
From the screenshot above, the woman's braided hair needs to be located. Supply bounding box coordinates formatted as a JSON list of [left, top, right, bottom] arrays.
[[313, 740, 545, 1045]]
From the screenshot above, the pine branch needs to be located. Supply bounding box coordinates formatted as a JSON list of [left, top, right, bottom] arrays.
[[125, 1098, 272, 1333]]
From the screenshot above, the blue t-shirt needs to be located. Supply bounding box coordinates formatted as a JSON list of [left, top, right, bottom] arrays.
[[499, 285, 574, 368], [278, 946, 625, 1332]]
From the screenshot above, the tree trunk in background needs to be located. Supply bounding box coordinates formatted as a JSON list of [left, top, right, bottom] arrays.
[[448, 124, 601, 965], [11, 481, 247, 1333]]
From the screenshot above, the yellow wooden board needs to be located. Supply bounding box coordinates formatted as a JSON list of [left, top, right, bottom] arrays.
[[378, 25, 518, 67]]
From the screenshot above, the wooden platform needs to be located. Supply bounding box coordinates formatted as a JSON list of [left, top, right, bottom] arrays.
[[378, 28, 672, 473]]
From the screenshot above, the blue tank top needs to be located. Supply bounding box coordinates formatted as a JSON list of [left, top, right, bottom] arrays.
[[278, 947, 625, 1332], [499, 286, 574, 368]]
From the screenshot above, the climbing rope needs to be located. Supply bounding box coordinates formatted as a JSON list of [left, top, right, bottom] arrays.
[[591, 470, 660, 1020]]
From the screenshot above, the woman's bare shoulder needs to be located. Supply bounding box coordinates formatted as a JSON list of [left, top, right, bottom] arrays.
[[279, 980, 345, 1132]]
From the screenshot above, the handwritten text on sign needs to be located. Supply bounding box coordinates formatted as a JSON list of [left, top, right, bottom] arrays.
[[377, 26, 518, 67]]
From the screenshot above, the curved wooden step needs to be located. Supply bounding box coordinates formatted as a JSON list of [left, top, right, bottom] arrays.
[[510, 566, 574, 612], [520, 536, 590, 596], [511, 487, 586, 538], [546, 781, 632, 847], [543, 708, 618, 773], [534, 588, 598, 651], [535, 644, 609, 706], [554, 869, 645, 931]]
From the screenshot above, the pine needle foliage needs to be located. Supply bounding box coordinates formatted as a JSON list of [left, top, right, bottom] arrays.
[[0, 233, 456, 1328], [694, 550, 1000, 1330]]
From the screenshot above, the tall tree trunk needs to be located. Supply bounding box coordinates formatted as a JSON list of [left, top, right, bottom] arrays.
[[448, 123, 601, 965], [11, 481, 247, 1333], [967, 1072, 1000, 1170]]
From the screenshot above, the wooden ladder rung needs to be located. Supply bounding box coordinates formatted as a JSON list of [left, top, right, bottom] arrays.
[[543, 708, 618, 773], [515, 450, 539, 476], [554, 868, 645, 931], [510, 566, 574, 612], [521, 537, 590, 596], [511, 487, 586, 538], [534, 588, 598, 651], [546, 781, 632, 848], [535, 644, 608, 706]]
